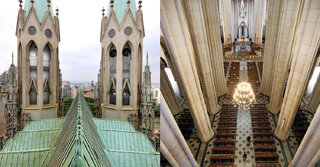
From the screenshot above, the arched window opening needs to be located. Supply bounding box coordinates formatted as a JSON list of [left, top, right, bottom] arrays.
[[109, 44, 117, 80], [29, 82, 37, 105], [43, 83, 50, 104], [109, 84, 116, 105], [122, 43, 131, 82], [29, 43, 38, 82], [122, 84, 130, 105], [43, 45, 51, 104], [29, 43, 38, 105]]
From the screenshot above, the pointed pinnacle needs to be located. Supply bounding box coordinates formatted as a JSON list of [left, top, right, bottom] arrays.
[[146, 52, 148, 66], [12, 52, 14, 65]]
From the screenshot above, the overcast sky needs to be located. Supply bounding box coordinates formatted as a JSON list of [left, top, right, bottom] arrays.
[[0, 0, 160, 84]]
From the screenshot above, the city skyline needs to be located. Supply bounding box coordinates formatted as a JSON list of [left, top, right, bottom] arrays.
[[0, 0, 160, 84]]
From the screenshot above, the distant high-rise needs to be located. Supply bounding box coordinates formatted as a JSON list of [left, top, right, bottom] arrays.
[[62, 81, 71, 98]]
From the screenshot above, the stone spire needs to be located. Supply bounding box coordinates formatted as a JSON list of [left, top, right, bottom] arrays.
[[139, 53, 154, 137], [5, 53, 20, 136], [11, 52, 14, 65]]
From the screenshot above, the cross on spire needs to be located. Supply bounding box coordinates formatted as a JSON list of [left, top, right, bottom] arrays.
[[138, 0, 142, 9], [19, 0, 23, 9], [31, 0, 34, 5], [102, 7, 105, 17], [47, 0, 51, 8], [127, 0, 131, 6], [56, 7, 59, 17], [110, 0, 114, 9]]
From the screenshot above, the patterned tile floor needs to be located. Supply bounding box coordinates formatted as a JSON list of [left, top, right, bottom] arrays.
[[234, 109, 255, 167], [268, 113, 288, 166], [202, 111, 220, 167], [186, 128, 201, 156]]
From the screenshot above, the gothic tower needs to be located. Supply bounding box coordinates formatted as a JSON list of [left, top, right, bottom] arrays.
[[100, 0, 144, 120], [140, 54, 154, 137], [16, 0, 61, 123], [5, 54, 20, 135]]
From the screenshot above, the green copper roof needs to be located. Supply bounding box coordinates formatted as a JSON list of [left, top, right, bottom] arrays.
[[108, 0, 137, 23], [24, 0, 54, 23], [0, 92, 159, 167]]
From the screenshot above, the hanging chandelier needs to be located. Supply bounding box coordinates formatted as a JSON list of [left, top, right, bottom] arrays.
[[233, 82, 255, 109]]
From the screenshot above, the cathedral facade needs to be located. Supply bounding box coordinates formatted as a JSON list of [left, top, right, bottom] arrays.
[[99, 0, 144, 120]]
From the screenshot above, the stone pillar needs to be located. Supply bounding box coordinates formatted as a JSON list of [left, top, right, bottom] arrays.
[[290, 105, 320, 167], [160, 140, 179, 167], [260, 0, 283, 96], [267, 0, 303, 114], [182, 0, 221, 114], [274, 0, 320, 140], [161, 0, 214, 142], [160, 57, 183, 116], [220, 0, 234, 45], [252, 0, 266, 45], [160, 94, 198, 167], [305, 75, 320, 113], [203, 0, 228, 97]]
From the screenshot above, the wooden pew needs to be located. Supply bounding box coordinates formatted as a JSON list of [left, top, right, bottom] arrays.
[[253, 132, 273, 137], [253, 138, 275, 144], [214, 139, 235, 144], [254, 145, 277, 152], [209, 164, 234, 167], [253, 127, 272, 130], [217, 127, 237, 130], [256, 163, 281, 167], [212, 146, 234, 154]]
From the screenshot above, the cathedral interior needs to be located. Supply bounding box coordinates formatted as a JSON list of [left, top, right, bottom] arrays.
[[160, 0, 320, 166]]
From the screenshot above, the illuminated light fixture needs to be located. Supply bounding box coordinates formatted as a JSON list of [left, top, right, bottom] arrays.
[[233, 82, 255, 109]]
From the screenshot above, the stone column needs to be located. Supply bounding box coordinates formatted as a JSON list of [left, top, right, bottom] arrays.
[[203, 0, 228, 97], [182, 0, 221, 114], [160, 140, 179, 167], [274, 0, 320, 140], [260, 0, 283, 96], [161, 0, 214, 142], [252, 0, 266, 45], [220, 0, 234, 45], [160, 94, 198, 167], [305, 74, 320, 113], [290, 105, 320, 167], [267, 0, 303, 114]]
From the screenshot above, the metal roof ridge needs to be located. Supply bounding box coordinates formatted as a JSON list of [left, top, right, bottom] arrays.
[[20, 128, 61, 132], [98, 129, 137, 133], [0, 148, 50, 154], [106, 149, 160, 155]]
